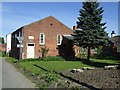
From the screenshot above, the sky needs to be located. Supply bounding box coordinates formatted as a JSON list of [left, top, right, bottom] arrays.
[[1, 1, 119, 42]]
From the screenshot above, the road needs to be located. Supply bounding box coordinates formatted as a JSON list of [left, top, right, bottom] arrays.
[[2, 57, 36, 88]]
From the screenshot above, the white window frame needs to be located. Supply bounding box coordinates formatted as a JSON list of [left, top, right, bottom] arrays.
[[57, 34, 62, 45], [40, 33, 45, 45]]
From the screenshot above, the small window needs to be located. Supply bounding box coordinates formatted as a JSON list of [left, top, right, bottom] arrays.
[[57, 34, 62, 45], [19, 31, 21, 37], [15, 34, 17, 37], [40, 33, 45, 45], [28, 36, 34, 39]]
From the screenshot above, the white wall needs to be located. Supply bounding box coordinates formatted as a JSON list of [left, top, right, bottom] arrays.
[[6, 34, 11, 53]]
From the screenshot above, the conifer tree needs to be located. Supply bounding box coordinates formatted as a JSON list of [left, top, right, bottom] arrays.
[[72, 0, 108, 61]]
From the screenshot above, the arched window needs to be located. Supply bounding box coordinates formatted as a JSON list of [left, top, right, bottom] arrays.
[[40, 33, 45, 45], [57, 34, 62, 45]]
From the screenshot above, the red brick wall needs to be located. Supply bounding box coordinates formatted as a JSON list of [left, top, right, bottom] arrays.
[[0, 44, 6, 52], [22, 16, 73, 59]]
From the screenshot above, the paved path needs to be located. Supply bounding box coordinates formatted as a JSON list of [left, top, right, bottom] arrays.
[[2, 57, 36, 88]]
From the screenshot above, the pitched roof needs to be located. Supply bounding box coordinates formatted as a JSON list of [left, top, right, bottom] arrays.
[[109, 35, 120, 43], [63, 35, 73, 40]]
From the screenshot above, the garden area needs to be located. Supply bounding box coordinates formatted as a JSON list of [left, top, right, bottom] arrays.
[[4, 56, 120, 89]]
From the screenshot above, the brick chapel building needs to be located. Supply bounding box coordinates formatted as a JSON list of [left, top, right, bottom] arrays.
[[10, 16, 78, 59]]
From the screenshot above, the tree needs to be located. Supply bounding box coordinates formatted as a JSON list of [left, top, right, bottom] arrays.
[[39, 47, 49, 57], [72, 0, 108, 61], [0, 37, 4, 44]]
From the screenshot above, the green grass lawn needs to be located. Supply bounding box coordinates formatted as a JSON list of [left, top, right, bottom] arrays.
[[19, 61, 93, 75], [19, 58, 120, 74], [34, 61, 92, 71], [34, 58, 120, 71], [19, 61, 92, 74], [19, 62, 45, 74], [5, 57, 120, 75], [91, 58, 120, 64]]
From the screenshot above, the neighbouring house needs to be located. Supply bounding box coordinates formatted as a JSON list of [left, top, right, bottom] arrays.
[[6, 33, 12, 56], [9, 16, 78, 59], [102, 31, 120, 57], [110, 35, 120, 53], [0, 37, 6, 52], [0, 44, 6, 52]]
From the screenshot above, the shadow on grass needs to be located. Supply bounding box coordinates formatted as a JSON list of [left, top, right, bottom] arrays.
[[79, 59, 120, 68]]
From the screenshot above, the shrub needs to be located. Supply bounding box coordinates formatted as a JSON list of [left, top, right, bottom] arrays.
[[57, 82, 67, 87], [36, 83, 49, 88], [41, 72, 60, 84], [92, 54, 104, 59], [41, 56, 65, 61], [93, 54, 120, 60], [21, 56, 65, 62], [104, 56, 120, 60], [20, 58, 37, 62], [38, 47, 49, 57], [0, 50, 7, 57]]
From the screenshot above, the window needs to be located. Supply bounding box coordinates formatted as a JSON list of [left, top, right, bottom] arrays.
[[13, 34, 15, 45], [28, 36, 34, 39], [15, 34, 17, 38], [40, 33, 45, 45], [57, 34, 62, 45], [19, 31, 21, 37]]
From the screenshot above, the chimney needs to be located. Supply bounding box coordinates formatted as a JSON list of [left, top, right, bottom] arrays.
[[73, 26, 78, 30], [111, 31, 116, 37]]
